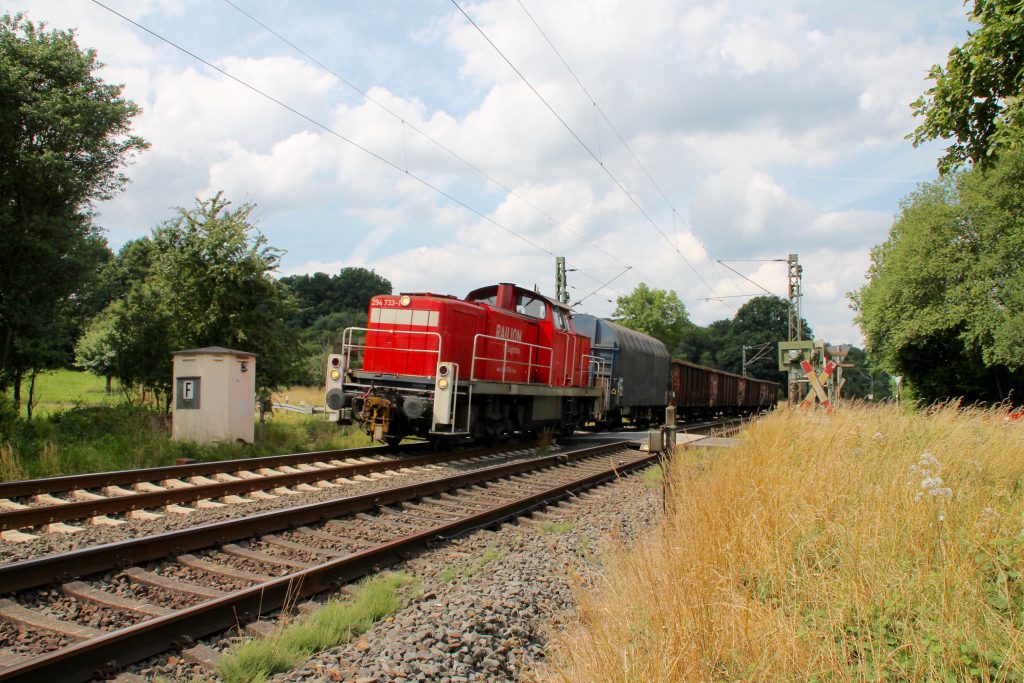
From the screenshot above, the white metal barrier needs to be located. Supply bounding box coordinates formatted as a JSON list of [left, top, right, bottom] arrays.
[[470, 333, 554, 384], [340, 326, 443, 378]]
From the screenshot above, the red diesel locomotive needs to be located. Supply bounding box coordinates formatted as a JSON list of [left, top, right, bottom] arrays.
[[326, 282, 778, 444], [325, 283, 603, 443]]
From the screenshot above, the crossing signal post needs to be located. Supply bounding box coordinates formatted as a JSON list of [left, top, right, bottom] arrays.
[[778, 340, 813, 406]]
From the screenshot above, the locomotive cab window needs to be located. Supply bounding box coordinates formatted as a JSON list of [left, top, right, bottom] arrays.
[[553, 308, 570, 330], [515, 294, 546, 319]]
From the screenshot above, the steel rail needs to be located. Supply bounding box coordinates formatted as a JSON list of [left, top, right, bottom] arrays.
[[0, 441, 632, 593], [0, 442, 433, 499], [0, 443, 534, 531], [0, 441, 650, 683]]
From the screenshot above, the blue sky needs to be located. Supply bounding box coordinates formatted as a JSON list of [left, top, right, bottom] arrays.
[[6, 0, 972, 343]]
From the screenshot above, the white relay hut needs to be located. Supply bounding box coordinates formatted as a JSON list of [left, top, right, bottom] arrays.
[[171, 346, 256, 444]]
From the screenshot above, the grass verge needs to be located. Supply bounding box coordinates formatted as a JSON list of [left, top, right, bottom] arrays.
[[1, 403, 370, 481], [217, 572, 413, 683], [544, 402, 1024, 681]]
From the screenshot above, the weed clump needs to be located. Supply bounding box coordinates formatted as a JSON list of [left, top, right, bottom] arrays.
[[217, 572, 412, 683]]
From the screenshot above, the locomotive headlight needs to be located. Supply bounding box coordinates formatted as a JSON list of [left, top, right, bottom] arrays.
[[400, 295, 411, 307], [330, 369, 341, 380], [437, 378, 449, 390]]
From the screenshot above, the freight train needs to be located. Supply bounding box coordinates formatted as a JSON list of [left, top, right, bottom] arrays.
[[325, 282, 778, 444]]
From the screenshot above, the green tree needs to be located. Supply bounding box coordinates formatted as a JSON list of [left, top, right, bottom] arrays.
[[675, 320, 728, 367], [612, 283, 691, 350], [82, 195, 303, 408], [841, 347, 892, 401], [852, 151, 1024, 403], [721, 296, 812, 381], [910, 0, 1024, 172], [0, 14, 147, 397], [281, 267, 392, 329]]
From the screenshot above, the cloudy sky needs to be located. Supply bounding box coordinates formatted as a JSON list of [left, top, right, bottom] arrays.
[[8, 0, 972, 343]]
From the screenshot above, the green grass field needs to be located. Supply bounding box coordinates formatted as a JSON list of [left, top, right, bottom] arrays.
[[1, 370, 367, 481], [16, 369, 118, 417]]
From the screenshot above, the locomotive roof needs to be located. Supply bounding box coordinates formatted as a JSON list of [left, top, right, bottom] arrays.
[[464, 283, 570, 311]]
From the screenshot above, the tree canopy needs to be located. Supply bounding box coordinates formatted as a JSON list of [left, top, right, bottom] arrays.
[[852, 150, 1024, 403], [910, 0, 1024, 172], [77, 194, 303, 406], [841, 346, 893, 401], [716, 296, 812, 382], [611, 283, 691, 351], [281, 267, 392, 330], [0, 13, 146, 398]]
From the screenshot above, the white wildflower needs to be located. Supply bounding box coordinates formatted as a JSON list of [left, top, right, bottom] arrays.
[[911, 451, 943, 479], [916, 469, 953, 501], [871, 432, 884, 443], [976, 507, 998, 531], [938, 512, 945, 523]]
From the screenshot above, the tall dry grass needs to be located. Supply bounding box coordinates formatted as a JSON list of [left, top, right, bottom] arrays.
[[544, 403, 1024, 682]]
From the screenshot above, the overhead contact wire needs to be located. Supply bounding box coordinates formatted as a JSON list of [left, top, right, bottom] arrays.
[[220, 0, 637, 285], [451, 0, 717, 297], [90, 1, 577, 275], [513, 0, 749, 306]]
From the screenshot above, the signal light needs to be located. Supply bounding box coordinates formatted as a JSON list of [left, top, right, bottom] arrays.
[[330, 356, 341, 367]]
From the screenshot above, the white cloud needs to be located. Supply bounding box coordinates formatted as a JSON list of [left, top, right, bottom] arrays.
[[6, 0, 968, 348]]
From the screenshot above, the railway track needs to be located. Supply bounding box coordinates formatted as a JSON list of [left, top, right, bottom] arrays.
[[0, 442, 536, 539], [0, 440, 653, 682], [0, 415, 749, 540]]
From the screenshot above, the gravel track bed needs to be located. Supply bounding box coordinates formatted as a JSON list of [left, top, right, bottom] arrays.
[[281, 529, 370, 554], [202, 550, 296, 578], [248, 540, 330, 564], [106, 575, 203, 609], [19, 589, 143, 631], [0, 448, 553, 565], [158, 562, 260, 592], [0, 617, 69, 656], [125, 467, 660, 682]]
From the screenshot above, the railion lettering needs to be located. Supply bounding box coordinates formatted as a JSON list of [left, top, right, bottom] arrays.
[[494, 324, 523, 343]]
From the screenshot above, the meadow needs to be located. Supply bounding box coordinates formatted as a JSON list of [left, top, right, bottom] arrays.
[[545, 403, 1024, 682], [1, 370, 368, 481]]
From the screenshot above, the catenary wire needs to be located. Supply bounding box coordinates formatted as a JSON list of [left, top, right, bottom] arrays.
[[90, 0, 629, 304], [511, 0, 747, 306], [449, 0, 719, 299], [219, 0, 660, 307], [220, 0, 640, 289]]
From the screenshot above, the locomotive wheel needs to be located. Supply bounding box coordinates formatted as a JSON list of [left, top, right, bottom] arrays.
[[383, 435, 403, 447]]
